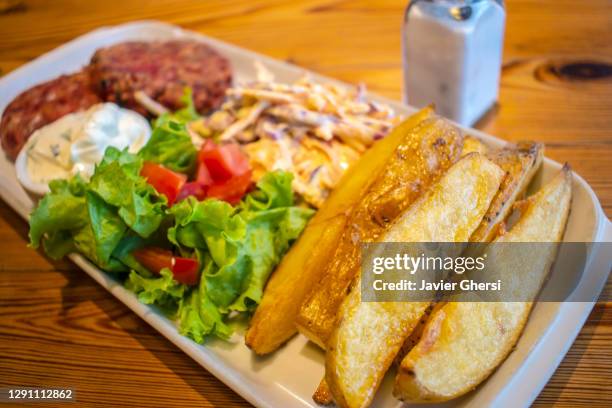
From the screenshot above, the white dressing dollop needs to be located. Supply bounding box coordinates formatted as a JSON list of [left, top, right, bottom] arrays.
[[69, 103, 151, 177], [16, 103, 151, 195]]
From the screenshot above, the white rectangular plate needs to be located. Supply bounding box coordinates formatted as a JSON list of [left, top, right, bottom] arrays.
[[0, 21, 610, 408]]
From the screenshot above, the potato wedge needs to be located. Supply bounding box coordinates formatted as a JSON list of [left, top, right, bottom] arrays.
[[325, 154, 505, 408], [401, 141, 542, 340], [245, 108, 434, 354], [470, 141, 543, 243], [393, 167, 572, 403], [388, 142, 543, 399], [461, 135, 488, 156], [314, 304, 437, 407], [297, 117, 464, 348]]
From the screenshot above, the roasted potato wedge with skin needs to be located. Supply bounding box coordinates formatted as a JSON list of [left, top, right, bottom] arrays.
[[245, 108, 434, 354], [297, 117, 465, 348], [314, 304, 438, 407], [389, 143, 543, 399], [394, 167, 572, 403], [326, 154, 505, 408], [470, 141, 544, 243]]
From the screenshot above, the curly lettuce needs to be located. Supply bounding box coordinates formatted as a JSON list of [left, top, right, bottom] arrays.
[[170, 171, 314, 340], [139, 89, 199, 174], [29, 147, 166, 271], [126, 268, 186, 315], [178, 254, 232, 342]]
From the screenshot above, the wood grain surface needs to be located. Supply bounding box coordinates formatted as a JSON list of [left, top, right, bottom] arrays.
[[0, 0, 610, 407]]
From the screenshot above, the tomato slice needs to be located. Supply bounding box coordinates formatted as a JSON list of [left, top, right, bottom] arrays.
[[177, 140, 253, 204], [207, 170, 253, 205], [171, 257, 200, 286], [140, 162, 187, 206], [198, 140, 251, 182], [133, 247, 200, 286]]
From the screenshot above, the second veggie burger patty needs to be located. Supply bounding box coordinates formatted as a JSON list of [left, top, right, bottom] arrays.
[[90, 40, 233, 115]]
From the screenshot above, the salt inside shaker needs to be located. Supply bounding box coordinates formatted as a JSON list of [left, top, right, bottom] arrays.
[[403, 0, 505, 126]]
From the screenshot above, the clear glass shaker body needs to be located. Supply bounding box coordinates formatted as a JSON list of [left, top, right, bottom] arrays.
[[403, 0, 505, 126]]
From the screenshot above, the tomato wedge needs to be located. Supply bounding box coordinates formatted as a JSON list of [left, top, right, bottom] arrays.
[[171, 257, 201, 286], [133, 247, 200, 286], [207, 171, 252, 205], [140, 162, 187, 206], [179, 140, 253, 204], [198, 140, 251, 182]]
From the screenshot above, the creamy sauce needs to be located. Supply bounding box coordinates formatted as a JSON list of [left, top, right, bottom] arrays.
[[21, 103, 151, 188]]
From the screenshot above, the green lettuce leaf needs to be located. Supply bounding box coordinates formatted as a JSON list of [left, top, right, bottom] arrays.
[[125, 268, 186, 315], [86, 191, 127, 266], [228, 205, 315, 311], [42, 230, 76, 260], [71, 222, 126, 272], [139, 90, 199, 176], [240, 169, 294, 211], [29, 176, 88, 255], [178, 255, 231, 342], [138, 121, 198, 174], [89, 147, 166, 238]]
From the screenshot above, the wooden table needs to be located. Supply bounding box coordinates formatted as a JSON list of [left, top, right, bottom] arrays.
[[0, 0, 610, 406]]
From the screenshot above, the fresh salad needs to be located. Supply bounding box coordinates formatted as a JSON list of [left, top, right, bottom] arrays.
[[28, 90, 314, 341]]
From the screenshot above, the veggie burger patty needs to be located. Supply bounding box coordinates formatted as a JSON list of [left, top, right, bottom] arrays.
[[89, 40, 232, 115], [0, 70, 101, 160], [1, 40, 233, 160]]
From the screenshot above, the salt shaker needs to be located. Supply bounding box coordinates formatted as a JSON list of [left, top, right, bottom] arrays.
[[403, 0, 505, 126]]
